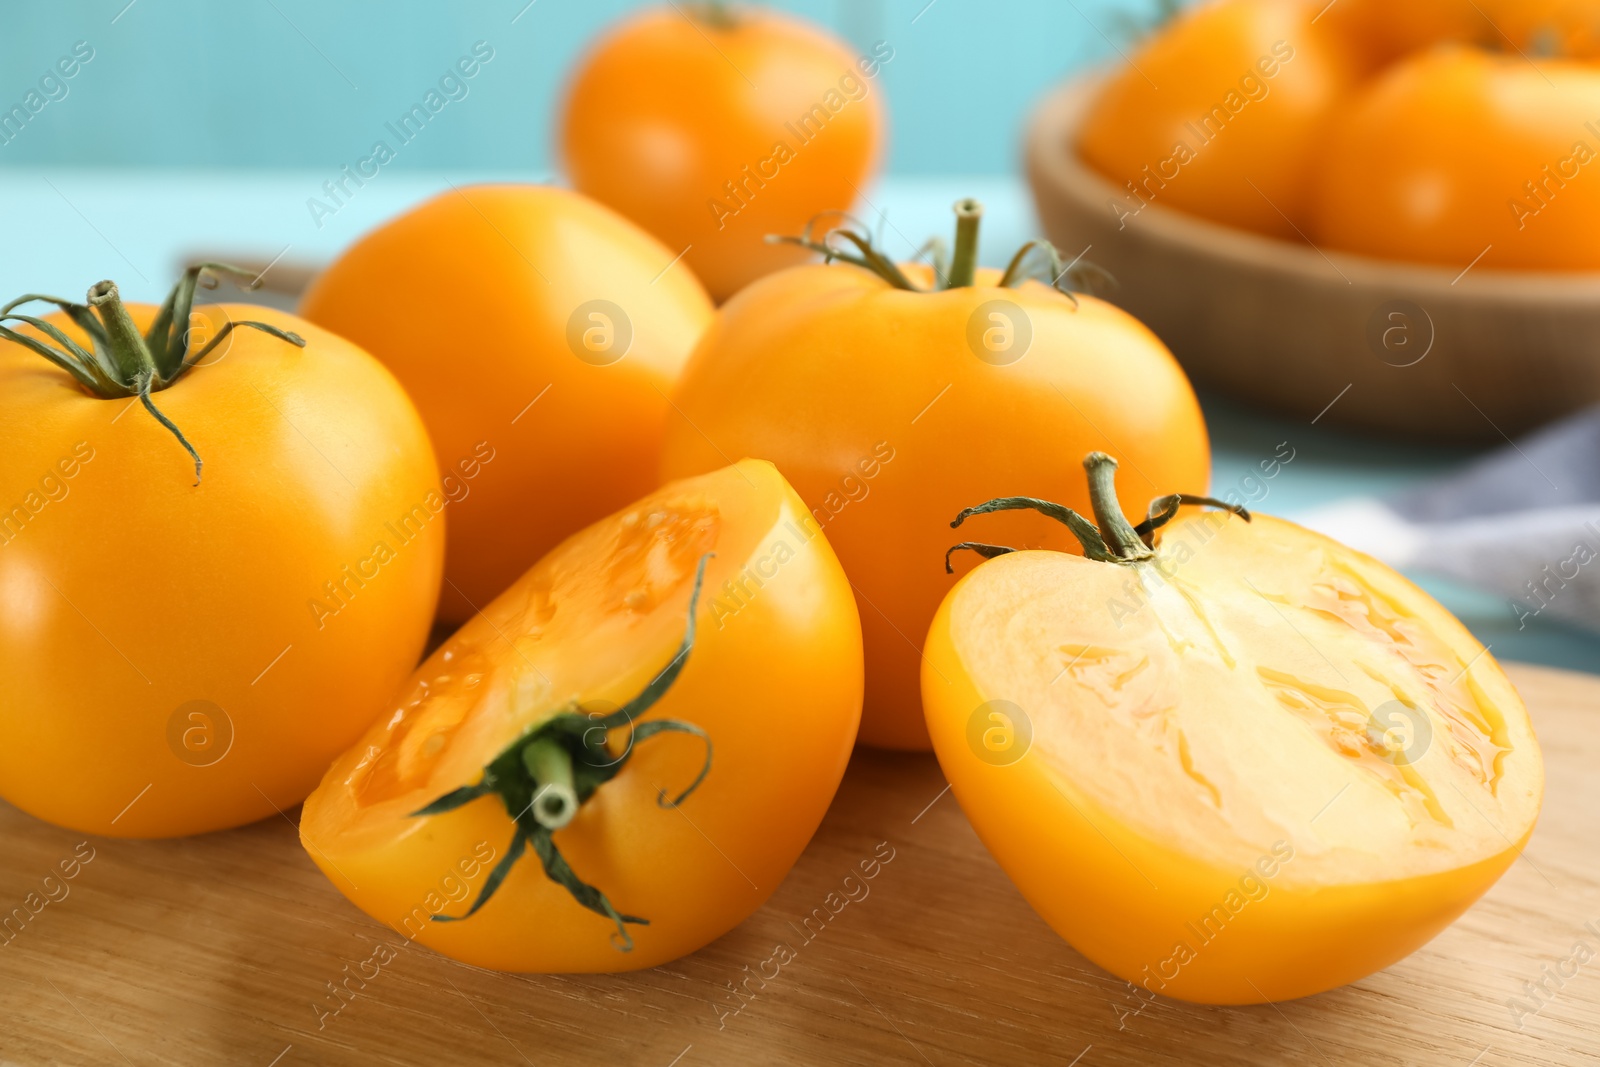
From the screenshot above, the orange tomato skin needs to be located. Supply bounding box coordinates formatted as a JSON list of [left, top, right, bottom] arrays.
[[1311, 48, 1600, 271], [559, 7, 886, 302], [1321, 0, 1484, 63], [1328, 0, 1600, 61], [301, 461, 864, 972], [301, 185, 713, 623], [660, 265, 1210, 751], [1078, 0, 1363, 238], [0, 305, 443, 838], [1485, 1, 1600, 57]]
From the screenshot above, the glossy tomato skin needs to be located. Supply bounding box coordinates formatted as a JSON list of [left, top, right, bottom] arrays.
[[301, 184, 713, 623], [560, 7, 886, 302], [1078, 0, 1364, 238], [922, 515, 1542, 1004], [300, 460, 863, 972], [659, 265, 1210, 751], [1311, 48, 1600, 270], [0, 304, 443, 838]]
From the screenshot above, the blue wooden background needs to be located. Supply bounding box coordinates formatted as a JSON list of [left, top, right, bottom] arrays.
[[0, 0, 1158, 174]]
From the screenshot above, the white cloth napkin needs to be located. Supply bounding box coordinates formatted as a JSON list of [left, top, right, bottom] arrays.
[[1299, 407, 1600, 635]]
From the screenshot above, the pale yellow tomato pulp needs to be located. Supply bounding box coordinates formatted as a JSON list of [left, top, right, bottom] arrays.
[[924, 511, 1542, 1003], [302, 461, 864, 972]]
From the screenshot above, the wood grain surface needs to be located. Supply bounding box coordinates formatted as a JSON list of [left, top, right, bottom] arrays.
[[0, 662, 1595, 1067]]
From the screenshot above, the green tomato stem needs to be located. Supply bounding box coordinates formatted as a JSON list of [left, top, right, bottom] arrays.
[[699, 0, 737, 29], [771, 198, 1118, 300], [523, 738, 579, 831], [2, 268, 307, 485], [1082, 452, 1155, 562], [412, 554, 717, 951], [85, 280, 153, 387], [946, 455, 1251, 571], [945, 198, 984, 289]]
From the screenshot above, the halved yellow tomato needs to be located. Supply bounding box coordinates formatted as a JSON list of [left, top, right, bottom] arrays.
[[301, 460, 863, 972], [923, 454, 1543, 1003]]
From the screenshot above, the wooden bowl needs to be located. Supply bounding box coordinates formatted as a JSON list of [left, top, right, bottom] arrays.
[[1026, 75, 1600, 442]]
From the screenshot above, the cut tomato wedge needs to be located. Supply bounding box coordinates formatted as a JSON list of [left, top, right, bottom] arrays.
[[301, 460, 863, 972]]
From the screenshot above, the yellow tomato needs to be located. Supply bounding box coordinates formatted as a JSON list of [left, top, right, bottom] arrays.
[[559, 5, 887, 302], [301, 460, 863, 972], [1322, 0, 1484, 62], [923, 454, 1543, 1003], [0, 269, 443, 837], [1329, 0, 1600, 60], [1311, 47, 1600, 270], [1078, 0, 1364, 238], [301, 184, 713, 623], [661, 205, 1210, 750]]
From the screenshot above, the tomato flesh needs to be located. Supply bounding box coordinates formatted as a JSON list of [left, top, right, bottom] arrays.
[[923, 512, 1543, 1003], [301, 460, 864, 972]]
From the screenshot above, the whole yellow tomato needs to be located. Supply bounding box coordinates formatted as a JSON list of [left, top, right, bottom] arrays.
[[1329, 0, 1600, 60], [1078, 0, 1364, 238], [301, 185, 713, 623], [924, 454, 1543, 1003], [559, 4, 887, 301], [1321, 0, 1484, 62], [1311, 47, 1600, 270], [660, 204, 1210, 749], [0, 268, 443, 837], [301, 460, 863, 972]]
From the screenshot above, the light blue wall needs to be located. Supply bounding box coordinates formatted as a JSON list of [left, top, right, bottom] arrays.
[[0, 0, 1156, 174]]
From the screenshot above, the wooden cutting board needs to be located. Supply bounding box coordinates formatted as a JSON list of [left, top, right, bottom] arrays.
[[1, 662, 1596, 1067]]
